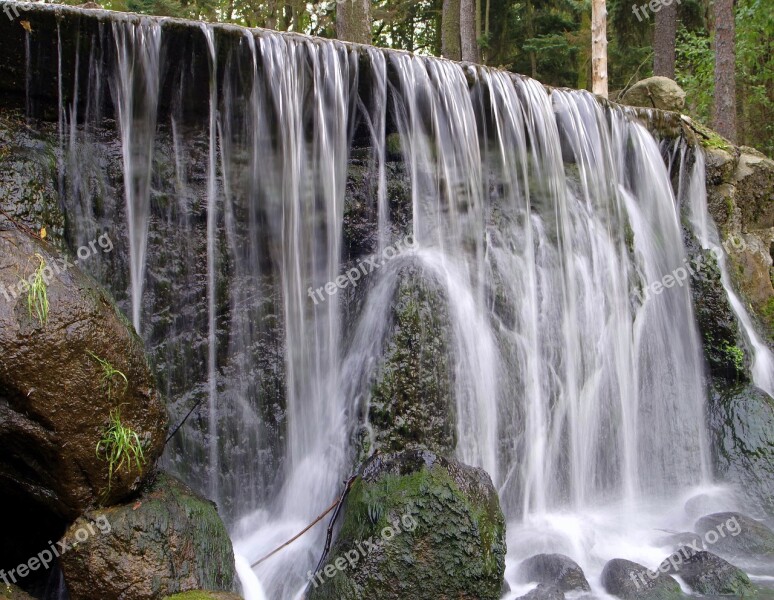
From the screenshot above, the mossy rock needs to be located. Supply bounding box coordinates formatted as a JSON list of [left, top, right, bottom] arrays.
[[367, 264, 456, 455], [684, 238, 749, 381], [308, 450, 506, 600], [60, 473, 236, 600], [163, 592, 243, 600]]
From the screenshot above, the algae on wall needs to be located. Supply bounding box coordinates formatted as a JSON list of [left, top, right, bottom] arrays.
[[367, 264, 457, 456]]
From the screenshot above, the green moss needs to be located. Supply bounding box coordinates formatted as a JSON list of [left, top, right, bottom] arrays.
[[386, 133, 403, 159], [310, 453, 506, 600], [692, 120, 733, 152], [760, 297, 774, 338], [368, 268, 456, 454], [722, 343, 745, 373], [725, 195, 735, 219]]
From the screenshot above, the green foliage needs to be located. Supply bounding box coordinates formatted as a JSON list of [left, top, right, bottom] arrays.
[[723, 342, 745, 372], [96, 408, 146, 490], [675, 25, 714, 124], [87, 351, 129, 401], [735, 0, 774, 157], [25, 253, 49, 326]]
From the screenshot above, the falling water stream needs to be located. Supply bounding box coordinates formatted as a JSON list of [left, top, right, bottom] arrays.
[[31, 10, 771, 599], [685, 151, 774, 397]]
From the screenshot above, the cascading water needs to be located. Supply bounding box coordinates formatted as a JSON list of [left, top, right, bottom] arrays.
[[110, 19, 161, 334], [30, 9, 769, 598], [685, 151, 774, 397]]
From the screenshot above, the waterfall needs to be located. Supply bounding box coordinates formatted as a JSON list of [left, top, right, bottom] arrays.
[[110, 19, 161, 334], [43, 14, 724, 598], [686, 150, 774, 397]]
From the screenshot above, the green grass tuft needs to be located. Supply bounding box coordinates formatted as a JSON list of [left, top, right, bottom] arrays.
[[96, 408, 145, 491], [87, 351, 129, 400], [26, 253, 49, 326]]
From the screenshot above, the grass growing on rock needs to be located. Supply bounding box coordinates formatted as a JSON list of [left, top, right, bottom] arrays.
[[96, 408, 146, 491], [25, 253, 49, 325], [87, 350, 129, 400]]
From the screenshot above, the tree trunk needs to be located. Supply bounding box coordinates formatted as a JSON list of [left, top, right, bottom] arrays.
[[336, 0, 372, 45], [591, 0, 608, 98], [654, 0, 677, 78], [712, 0, 736, 141], [460, 0, 479, 62], [442, 0, 462, 60]]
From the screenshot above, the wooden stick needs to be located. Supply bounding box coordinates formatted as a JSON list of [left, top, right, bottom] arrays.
[[315, 474, 358, 573], [250, 475, 357, 569]]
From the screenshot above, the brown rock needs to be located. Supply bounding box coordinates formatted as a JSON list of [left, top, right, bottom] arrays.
[[0, 225, 168, 518]]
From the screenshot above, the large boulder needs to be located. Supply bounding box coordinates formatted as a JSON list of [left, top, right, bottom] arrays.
[[517, 554, 590, 592], [695, 512, 774, 557], [657, 547, 755, 596], [60, 473, 236, 600], [308, 450, 506, 600], [0, 225, 168, 519], [600, 558, 683, 600], [707, 384, 774, 517], [620, 77, 686, 111]]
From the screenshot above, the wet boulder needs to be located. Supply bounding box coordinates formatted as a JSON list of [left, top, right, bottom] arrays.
[[517, 553, 590, 592], [600, 558, 683, 600], [60, 473, 236, 600], [620, 77, 686, 112], [516, 583, 565, 600], [308, 449, 506, 600], [0, 225, 167, 519], [657, 547, 755, 596], [695, 512, 774, 557], [707, 384, 774, 517]]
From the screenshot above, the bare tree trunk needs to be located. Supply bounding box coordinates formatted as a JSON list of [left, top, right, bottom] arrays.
[[591, 0, 608, 98], [442, 0, 462, 60], [712, 0, 737, 141], [460, 0, 479, 62], [654, 0, 677, 78], [336, 0, 372, 45]]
